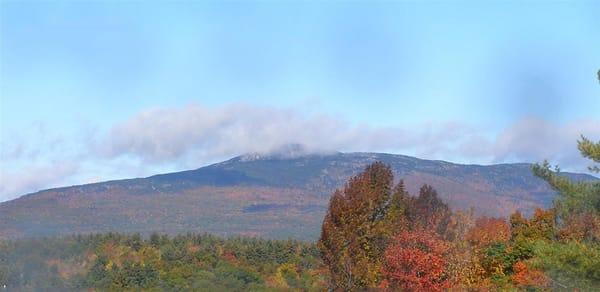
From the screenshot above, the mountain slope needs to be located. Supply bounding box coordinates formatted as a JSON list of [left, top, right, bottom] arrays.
[[1, 152, 596, 240]]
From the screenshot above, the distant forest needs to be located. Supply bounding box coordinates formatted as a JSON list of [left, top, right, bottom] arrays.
[[2, 134, 599, 291], [1, 233, 325, 290]]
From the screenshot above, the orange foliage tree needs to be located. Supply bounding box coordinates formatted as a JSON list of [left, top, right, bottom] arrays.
[[510, 208, 556, 241], [511, 261, 549, 288], [382, 230, 450, 292], [466, 217, 510, 248], [557, 212, 600, 242], [318, 162, 407, 289], [443, 210, 488, 288]]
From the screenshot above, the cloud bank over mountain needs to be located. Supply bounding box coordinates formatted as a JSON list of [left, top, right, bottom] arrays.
[[100, 103, 599, 168], [1, 103, 598, 202]]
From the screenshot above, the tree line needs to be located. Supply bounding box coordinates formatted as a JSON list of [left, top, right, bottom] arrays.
[[318, 135, 600, 290], [0, 233, 325, 290]]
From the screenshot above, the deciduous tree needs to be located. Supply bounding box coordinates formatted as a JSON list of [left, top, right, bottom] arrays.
[[411, 184, 451, 235], [318, 162, 404, 289], [466, 217, 510, 248], [382, 230, 450, 291], [511, 261, 548, 288]]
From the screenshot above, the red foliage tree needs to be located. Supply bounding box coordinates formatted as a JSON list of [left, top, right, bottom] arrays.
[[382, 230, 450, 292], [511, 261, 549, 288]]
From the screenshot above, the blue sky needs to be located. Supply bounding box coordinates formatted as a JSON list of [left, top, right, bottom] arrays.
[[1, 1, 599, 202]]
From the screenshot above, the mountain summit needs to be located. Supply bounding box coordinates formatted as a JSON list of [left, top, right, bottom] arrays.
[[0, 152, 596, 240], [236, 143, 338, 161]]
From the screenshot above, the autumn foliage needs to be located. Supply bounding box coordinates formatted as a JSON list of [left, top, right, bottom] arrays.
[[319, 162, 458, 290], [381, 230, 450, 291], [410, 185, 451, 234], [510, 208, 555, 241], [511, 261, 548, 288], [321, 141, 600, 290], [557, 212, 600, 242], [318, 162, 401, 289], [466, 217, 510, 248]]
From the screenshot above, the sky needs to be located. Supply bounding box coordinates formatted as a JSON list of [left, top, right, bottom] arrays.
[[0, 0, 599, 202]]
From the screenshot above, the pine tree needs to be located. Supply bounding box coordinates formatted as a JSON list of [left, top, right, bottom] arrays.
[[531, 71, 600, 242], [578, 136, 600, 173], [385, 180, 411, 232]]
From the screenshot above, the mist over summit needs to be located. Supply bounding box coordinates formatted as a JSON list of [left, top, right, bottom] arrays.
[[237, 143, 329, 161]]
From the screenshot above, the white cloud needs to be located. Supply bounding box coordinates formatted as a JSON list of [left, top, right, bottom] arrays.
[[0, 161, 79, 202], [1, 103, 598, 202], [99, 104, 599, 173], [97, 103, 480, 165], [490, 118, 600, 170]]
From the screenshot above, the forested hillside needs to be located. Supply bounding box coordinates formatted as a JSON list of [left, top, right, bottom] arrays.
[[2, 152, 596, 241], [2, 161, 599, 290], [2, 136, 599, 290], [317, 162, 600, 290], [2, 162, 599, 290], [0, 233, 325, 290], [314, 134, 600, 290]]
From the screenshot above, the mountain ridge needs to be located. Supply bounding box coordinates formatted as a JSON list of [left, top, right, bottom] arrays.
[[1, 152, 597, 240]]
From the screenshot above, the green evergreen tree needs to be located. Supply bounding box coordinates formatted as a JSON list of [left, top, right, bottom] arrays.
[[532, 72, 600, 225]]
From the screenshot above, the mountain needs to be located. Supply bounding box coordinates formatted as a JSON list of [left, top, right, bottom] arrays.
[[1, 152, 596, 241]]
